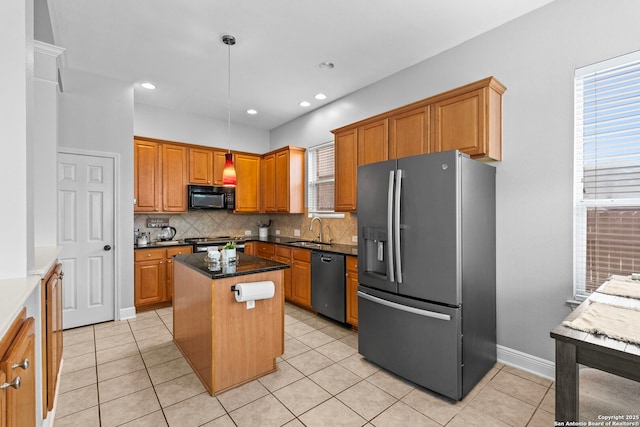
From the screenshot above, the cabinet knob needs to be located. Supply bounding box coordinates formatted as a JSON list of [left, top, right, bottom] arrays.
[[1, 376, 21, 390], [104, 245, 112, 251], [147, 253, 151, 257], [12, 358, 29, 370]]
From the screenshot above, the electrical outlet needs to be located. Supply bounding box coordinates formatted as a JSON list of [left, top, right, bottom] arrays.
[[244, 230, 252, 236], [294, 229, 301, 237], [275, 229, 281, 235], [352, 235, 358, 243]]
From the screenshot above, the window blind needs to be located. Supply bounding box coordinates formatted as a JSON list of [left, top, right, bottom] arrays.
[[574, 50, 640, 298], [307, 142, 335, 212]]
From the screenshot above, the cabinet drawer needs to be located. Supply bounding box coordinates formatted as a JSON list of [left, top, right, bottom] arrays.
[[292, 248, 311, 262], [257, 243, 275, 256], [165, 245, 192, 258], [135, 248, 164, 261], [346, 256, 358, 272], [275, 245, 291, 258]]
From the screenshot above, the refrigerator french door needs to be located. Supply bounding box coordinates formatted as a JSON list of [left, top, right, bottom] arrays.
[[356, 150, 496, 400]]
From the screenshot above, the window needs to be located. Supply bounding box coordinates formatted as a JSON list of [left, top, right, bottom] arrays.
[[307, 142, 335, 213], [574, 51, 640, 299]]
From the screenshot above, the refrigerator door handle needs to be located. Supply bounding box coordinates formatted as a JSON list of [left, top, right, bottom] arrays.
[[387, 170, 395, 283], [394, 169, 403, 284], [357, 291, 451, 321]]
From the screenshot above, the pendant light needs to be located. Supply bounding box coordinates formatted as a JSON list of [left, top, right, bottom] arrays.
[[222, 34, 237, 187]]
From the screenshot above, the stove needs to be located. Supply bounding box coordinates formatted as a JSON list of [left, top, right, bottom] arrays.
[[184, 236, 246, 253]]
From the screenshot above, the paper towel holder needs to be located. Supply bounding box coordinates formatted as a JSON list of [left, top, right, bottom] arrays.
[[230, 285, 239, 294]]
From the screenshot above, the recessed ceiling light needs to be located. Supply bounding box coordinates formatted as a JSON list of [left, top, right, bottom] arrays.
[[140, 82, 156, 90], [319, 62, 335, 70], [299, 101, 311, 107], [246, 109, 258, 115], [315, 93, 327, 100]]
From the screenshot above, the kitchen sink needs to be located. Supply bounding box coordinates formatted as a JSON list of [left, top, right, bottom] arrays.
[[154, 240, 183, 246], [290, 241, 332, 248]]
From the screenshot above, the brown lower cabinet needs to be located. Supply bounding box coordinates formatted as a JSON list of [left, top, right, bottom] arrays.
[[134, 245, 192, 311], [41, 262, 63, 415], [253, 243, 312, 310], [0, 308, 36, 427], [275, 245, 292, 301], [345, 256, 359, 328], [290, 248, 312, 310]]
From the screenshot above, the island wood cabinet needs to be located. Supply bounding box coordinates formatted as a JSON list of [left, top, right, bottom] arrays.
[[0, 309, 36, 427], [234, 153, 261, 213], [134, 137, 188, 213], [345, 256, 359, 328], [173, 264, 284, 394], [134, 246, 192, 311], [291, 248, 312, 310], [334, 128, 358, 212], [41, 262, 63, 415], [261, 146, 305, 213]]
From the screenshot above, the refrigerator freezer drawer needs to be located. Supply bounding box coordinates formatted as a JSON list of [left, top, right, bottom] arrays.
[[357, 289, 463, 400]]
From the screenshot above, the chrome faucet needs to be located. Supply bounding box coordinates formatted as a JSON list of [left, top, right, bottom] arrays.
[[310, 216, 323, 243]]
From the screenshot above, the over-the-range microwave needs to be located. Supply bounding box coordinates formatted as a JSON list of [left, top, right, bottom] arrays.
[[188, 185, 235, 210]]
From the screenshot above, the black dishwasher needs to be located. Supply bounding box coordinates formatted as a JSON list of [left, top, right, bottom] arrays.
[[311, 251, 346, 323]]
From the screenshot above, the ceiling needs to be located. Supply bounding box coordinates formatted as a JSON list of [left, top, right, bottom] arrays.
[[49, 0, 554, 131]]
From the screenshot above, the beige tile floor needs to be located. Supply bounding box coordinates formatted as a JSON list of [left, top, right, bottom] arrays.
[[54, 303, 555, 426]]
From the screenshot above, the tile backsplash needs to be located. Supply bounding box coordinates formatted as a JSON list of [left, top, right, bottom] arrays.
[[134, 211, 358, 245]]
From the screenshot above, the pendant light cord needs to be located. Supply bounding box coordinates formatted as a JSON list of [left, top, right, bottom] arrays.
[[227, 38, 231, 154]]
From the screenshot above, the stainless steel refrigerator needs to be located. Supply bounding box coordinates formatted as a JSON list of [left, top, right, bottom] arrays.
[[357, 150, 496, 401]]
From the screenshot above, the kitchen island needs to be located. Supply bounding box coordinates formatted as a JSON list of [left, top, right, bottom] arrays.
[[173, 252, 289, 394]]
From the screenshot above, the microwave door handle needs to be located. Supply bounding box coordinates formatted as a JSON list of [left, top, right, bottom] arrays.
[[394, 169, 403, 284], [387, 170, 395, 283]]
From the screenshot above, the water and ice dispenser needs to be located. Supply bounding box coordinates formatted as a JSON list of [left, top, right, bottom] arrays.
[[361, 227, 388, 278]]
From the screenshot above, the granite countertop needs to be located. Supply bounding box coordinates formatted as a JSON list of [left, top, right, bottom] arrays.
[[134, 241, 192, 250], [134, 236, 358, 257], [174, 252, 290, 280], [249, 236, 359, 257]]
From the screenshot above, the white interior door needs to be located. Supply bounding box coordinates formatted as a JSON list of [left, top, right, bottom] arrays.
[[58, 152, 115, 329]]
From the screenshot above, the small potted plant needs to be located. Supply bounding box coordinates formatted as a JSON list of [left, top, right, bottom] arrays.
[[222, 241, 237, 263]]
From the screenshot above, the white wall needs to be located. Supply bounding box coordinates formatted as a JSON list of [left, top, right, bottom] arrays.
[[134, 103, 269, 154], [270, 0, 640, 364], [0, 0, 31, 279], [59, 69, 135, 313]]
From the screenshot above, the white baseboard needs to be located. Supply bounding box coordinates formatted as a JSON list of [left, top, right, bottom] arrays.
[[497, 344, 555, 381], [119, 306, 136, 321]]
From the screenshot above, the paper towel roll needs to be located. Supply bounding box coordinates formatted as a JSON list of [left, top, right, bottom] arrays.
[[234, 281, 275, 302]]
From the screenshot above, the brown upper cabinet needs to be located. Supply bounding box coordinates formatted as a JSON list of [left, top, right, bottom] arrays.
[[213, 150, 228, 185], [134, 137, 188, 213], [332, 77, 505, 212], [358, 119, 388, 166], [188, 147, 214, 185], [334, 128, 358, 212], [389, 106, 430, 159], [189, 147, 230, 186], [261, 146, 305, 213], [234, 152, 262, 213], [431, 80, 504, 160]]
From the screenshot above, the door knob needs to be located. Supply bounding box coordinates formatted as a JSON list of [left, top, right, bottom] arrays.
[[12, 358, 29, 370], [104, 245, 112, 251], [1, 376, 21, 390]]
